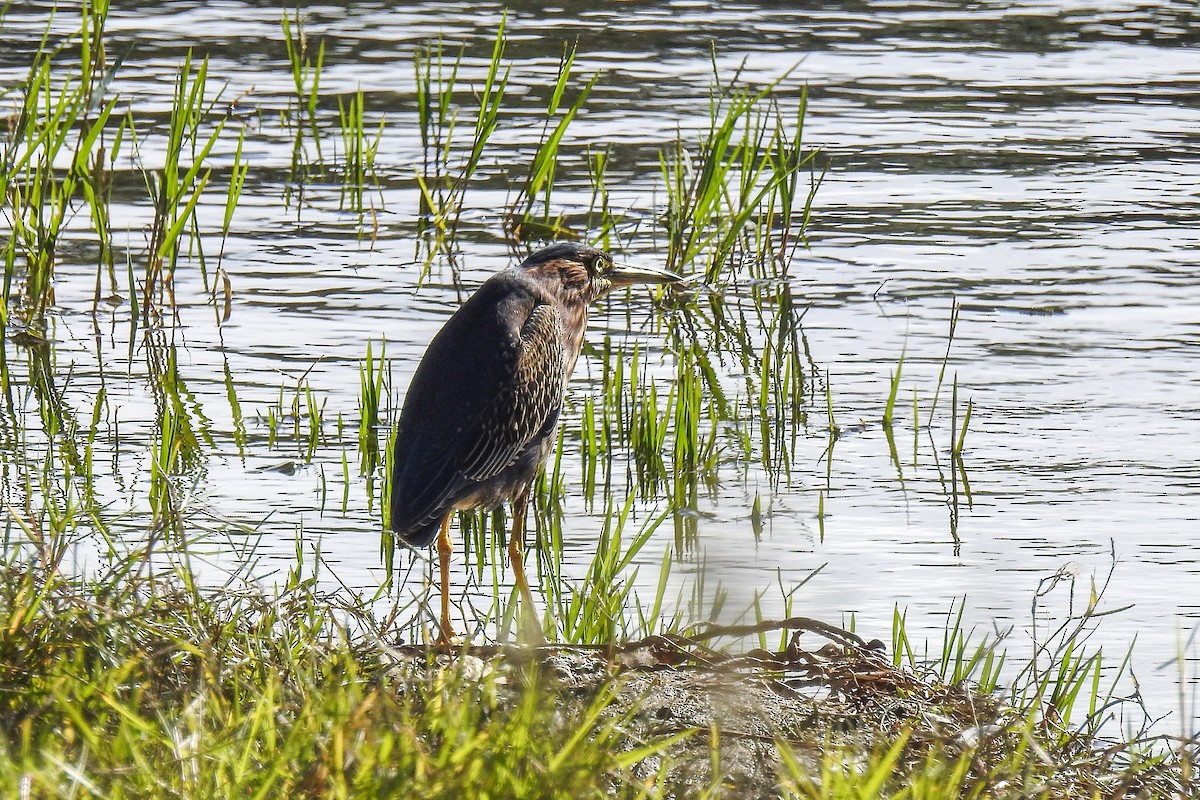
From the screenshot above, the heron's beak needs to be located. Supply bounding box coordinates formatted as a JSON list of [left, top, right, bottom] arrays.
[[605, 262, 684, 287]]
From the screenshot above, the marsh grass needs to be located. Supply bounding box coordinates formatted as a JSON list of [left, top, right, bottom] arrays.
[[504, 43, 598, 242], [1, 0, 116, 336], [358, 340, 389, 474], [139, 52, 226, 328], [281, 9, 326, 187], [584, 145, 624, 248], [1, 525, 1194, 799], [659, 60, 820, 282], [336, 88, 384, 214], [413, 19, 510, 267], [546, 496, 668, 644], [210, 128, 248, 320]]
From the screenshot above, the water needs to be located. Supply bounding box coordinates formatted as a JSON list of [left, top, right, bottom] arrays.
[[2, 1, 1199, 733]]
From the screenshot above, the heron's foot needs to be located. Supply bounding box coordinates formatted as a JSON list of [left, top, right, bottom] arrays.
[[433, 628, 468, 648], [433, 610, 460, 646]]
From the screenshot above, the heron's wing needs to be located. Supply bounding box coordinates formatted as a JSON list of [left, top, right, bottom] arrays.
[[390, 282, 564, 537], [457, 302, 563, 481]]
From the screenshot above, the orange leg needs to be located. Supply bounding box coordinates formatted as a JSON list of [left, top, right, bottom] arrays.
[[508, 485, 543, 641], [435, 514, 455, 644]]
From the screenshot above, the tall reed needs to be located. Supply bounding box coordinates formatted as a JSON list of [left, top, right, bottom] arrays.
[[505, 43, 597, 242], [413, 17, 510, 266], [659, 62, 819, 282], [140, 51, 225, 327], [1, 0, 116, 336]]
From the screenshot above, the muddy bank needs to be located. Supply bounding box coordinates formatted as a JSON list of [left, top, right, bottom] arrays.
[[383, 618, 1177, 798]]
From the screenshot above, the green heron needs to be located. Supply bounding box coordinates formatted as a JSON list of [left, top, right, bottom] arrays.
[[390, 242, 681, 642]]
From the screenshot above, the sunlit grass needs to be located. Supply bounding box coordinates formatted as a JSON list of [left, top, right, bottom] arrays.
[[1, 0, 116, 336], [659, 60, 820, 282], [0, 535, 681, 798], [413, 17, 510, 268], [0, 527, 1193, 798], [505, 42, 598, 242], [138, 51, 226, 328]]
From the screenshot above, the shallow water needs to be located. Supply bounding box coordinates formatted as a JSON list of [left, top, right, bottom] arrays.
[[2, 1, 1199, 733]]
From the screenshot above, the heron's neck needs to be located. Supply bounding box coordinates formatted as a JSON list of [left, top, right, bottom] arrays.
[[560, 304, 590, 380]]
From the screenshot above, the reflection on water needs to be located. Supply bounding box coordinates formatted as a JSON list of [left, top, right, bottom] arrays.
[[1, 1, 1199, 730]]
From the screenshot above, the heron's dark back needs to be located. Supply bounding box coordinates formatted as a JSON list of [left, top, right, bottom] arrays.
[[389, 269, 566, 547]]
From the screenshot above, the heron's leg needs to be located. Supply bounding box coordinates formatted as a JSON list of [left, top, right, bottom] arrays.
[[508, 484, 542, 640], [435, 514, 455, 644]]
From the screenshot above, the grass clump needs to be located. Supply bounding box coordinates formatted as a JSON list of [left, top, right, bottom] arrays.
[[1, 0, 117, 337], [504, 42, 599, 242], [413, 17, 510, 266], [0, 544, 678, 799], [660, 62, 821, 283], [2, 531, 1195, 799]]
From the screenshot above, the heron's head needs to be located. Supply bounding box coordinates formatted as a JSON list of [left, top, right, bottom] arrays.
[[518, 242, 681, 307]]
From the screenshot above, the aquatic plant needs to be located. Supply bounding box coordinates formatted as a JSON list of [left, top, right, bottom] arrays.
[[0, 0, 116, 336], [358, 340, 388, 475], [336, 88, 384, 215], [281, 9, 326, 184], [659, 61, 820, 282], [140, 52, 226, 327], [413, 17, 510, 267], [505, 42, 598, 243]]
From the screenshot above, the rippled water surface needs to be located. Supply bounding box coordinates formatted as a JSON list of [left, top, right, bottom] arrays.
[[2, 1, 1199, 730]]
